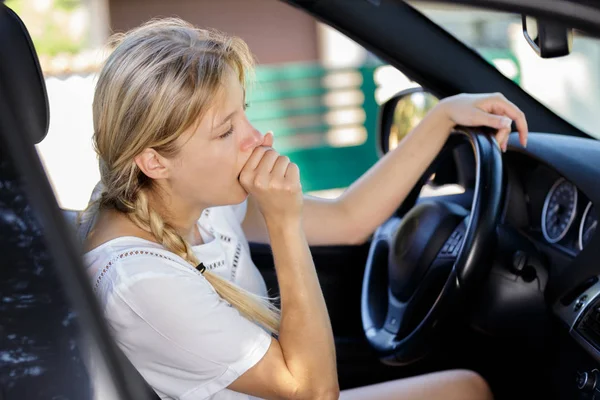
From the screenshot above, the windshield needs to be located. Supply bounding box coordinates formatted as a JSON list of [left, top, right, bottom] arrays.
[[409, 2, 600, 140]]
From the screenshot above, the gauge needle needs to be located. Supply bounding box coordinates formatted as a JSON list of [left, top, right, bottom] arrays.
[[584, 221, 598, 239]]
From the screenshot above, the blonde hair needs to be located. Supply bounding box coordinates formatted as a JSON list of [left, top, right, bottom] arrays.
[[84, 18, 280, 334]]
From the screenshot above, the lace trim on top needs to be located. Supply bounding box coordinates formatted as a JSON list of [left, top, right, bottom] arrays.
[[93, 249, 193, 293]]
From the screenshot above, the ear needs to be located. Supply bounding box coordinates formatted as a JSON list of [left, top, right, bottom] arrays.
[[134, 148, 171, 180]]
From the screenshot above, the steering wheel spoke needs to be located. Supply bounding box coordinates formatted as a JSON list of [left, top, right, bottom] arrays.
[[383, 290, 408, 335], [433, 217, 469, 266]]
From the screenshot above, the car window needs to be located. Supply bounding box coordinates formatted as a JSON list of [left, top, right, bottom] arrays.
[[0, 142, 120, 399], [11, 1, 416, 206], [408, 1, 600, 141]]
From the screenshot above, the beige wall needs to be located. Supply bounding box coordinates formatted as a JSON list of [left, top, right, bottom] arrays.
[[108, 0, 319, 64]]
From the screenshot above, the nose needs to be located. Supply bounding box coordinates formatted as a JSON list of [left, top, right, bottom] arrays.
[[240, 126, 263, 152]]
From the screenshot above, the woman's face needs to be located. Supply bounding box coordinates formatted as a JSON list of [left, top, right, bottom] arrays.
[[165, 66, 264, 209]]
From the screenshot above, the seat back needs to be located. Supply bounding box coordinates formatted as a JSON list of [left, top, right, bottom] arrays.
[[63, 208, 81, 227], [0, 4, 159, 399], [0, 5, 49, 145]]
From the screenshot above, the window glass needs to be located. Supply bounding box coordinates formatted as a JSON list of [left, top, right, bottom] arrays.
[[409, 2, 600, 140]]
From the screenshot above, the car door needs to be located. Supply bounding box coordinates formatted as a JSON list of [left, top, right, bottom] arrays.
[[0, 94, 158, 400], [0, 5, 159, 399]]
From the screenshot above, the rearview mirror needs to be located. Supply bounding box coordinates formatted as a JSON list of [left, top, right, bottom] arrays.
[[377, 87, 438, 154], [522, 15, 572, 58]]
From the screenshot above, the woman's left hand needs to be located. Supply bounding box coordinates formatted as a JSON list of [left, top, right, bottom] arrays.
[[438, 92, 529, 152]]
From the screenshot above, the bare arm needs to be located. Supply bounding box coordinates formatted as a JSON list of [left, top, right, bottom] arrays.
[[230, 221, 338, 400], [243, 105, 454, 246], [230, 146, 338, 400], [244, 94, 529, 247]]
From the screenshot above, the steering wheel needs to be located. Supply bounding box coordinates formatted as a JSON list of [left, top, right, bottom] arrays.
[[361, 128, 503, 366]]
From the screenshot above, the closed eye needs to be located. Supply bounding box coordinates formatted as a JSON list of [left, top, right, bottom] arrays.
[[219, 125, 234, 139]]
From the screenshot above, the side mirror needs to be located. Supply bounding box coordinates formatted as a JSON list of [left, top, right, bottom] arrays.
[[377, 87, 439, 154], [522, 15, 572, 58]]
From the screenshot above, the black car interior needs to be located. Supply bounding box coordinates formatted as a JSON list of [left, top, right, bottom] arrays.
[[5, 0, 600, 399]]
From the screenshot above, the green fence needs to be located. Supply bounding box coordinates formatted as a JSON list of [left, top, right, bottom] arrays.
[[246, 50, 520, 194], [246, 63, 380, 193]]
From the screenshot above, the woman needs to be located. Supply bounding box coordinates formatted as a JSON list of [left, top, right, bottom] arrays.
[[82, 17, 527, 400]]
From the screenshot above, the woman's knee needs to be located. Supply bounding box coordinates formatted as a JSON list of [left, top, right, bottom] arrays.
[[450, 369, 493, 400], [339, 368, 493, 400]]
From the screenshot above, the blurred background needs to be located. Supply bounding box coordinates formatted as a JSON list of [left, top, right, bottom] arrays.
[[7, 0, 600, 211]]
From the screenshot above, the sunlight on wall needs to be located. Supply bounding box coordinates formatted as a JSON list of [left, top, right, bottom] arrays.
[[317, 23, 366, 68], [36, 74, 100, 211]]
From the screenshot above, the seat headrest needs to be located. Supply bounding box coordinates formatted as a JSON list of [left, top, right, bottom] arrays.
[[0, 4, 49, 144]]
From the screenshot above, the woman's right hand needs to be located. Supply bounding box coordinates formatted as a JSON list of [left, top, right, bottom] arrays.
[[239, 133, 303, 226]]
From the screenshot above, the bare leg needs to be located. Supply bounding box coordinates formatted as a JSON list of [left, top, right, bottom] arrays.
[[339, 369, 493, 400]]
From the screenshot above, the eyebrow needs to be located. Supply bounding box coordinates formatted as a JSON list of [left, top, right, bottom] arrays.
[[213, 110, 236, 131], [212, 88, 247, 131]]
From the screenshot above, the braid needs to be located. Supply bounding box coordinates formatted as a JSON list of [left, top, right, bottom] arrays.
[[128, 190, 191, 259], [126, 189, 280, 334]]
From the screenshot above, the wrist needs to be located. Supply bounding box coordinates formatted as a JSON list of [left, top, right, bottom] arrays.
[[429, 101, 457, 136], [264, 216, 303, 236]]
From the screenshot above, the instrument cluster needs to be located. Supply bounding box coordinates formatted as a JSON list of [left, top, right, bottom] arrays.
[[541, 177, 597, 252]]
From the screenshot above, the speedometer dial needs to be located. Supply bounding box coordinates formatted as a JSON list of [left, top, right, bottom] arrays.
[[542, 178, 578, 243], [579, 202, 598, 250]]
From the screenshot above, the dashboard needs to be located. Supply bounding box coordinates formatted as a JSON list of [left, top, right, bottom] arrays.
[[497, 133, 600, 388], [503, 155, 598, 258]]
